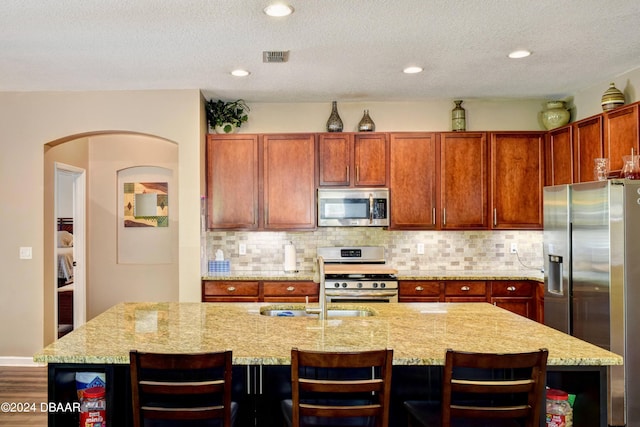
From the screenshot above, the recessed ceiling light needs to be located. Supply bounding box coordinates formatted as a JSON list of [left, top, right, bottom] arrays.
[[508, 50, 531, 59], [231, 69, 250, 77], [403, 66, 423, 74], [264, 3, 294, 17]]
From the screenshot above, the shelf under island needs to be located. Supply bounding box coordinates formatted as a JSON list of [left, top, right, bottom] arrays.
[[35, 301, 622, 426]]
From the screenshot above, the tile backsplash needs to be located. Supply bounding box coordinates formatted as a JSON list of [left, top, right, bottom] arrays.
[[204, 228, 543, 275]]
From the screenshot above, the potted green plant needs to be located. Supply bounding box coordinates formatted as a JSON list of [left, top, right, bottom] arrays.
[[205, 99, 250, 134]]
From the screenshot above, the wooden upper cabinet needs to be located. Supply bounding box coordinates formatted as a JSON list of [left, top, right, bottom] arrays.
[[545, 126, 574, 186], [389, 132, 437, 229], [490, 132, 545, 230], [262, 134, 317, 230], [604, 103, 639, 173], [354, 133, 388, 186], [439, 132, 489, 229], [318, 132, 388, 187], [318, 133, 352, 186], [573, 115, 604, 182], [206, 134, 259, 230]]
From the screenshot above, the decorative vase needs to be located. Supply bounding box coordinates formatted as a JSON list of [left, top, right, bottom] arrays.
[[358, 109, 375, 132], [601, 83, 625, 111], [451, 100, 466, 131], [541, 101, 571, 130], [326, 101, 343, 132], [214, 123, 237, 134]]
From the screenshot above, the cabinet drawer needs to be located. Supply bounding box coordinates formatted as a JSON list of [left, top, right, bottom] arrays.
[[491, 281, 533, 297], [203, 281, 259, 297], [399, 281, 441, 297], [263, 281, 318, 297], [444, 281, 486, 296]]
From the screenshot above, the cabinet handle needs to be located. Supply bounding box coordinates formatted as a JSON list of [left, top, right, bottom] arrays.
[[493, 208, 497, 226], [415, 286, 424, 292], [443, 208, 446, 226], [356, 166, 360, 183], [432, 208, 436, 225], [507, 286, 516, 292], [227, 286, 236, 292], [286, 286, 295, 292], [461, 286, 470, 291], [346, 166, 349, 181]]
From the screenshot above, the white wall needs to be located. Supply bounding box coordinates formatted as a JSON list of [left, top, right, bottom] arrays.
[[0, 90, 204, 358], [89, 135, 179, 318]]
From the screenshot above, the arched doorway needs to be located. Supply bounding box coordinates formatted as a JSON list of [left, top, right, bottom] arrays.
[[43, 132, 179, 345]]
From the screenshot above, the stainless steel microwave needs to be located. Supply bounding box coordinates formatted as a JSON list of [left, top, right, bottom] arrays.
[[317, 188, 389, 227]]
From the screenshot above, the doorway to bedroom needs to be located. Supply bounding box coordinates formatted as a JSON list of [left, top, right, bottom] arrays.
[[55, 163, 86, 338]]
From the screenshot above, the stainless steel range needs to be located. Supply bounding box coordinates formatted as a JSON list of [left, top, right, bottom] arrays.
[[317, 246, 398, 303]]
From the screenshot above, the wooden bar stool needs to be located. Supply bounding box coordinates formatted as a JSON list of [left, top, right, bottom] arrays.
[[129, 350, 237, 427], [404, 348, 548, 427], [282, 347, 394, 427]]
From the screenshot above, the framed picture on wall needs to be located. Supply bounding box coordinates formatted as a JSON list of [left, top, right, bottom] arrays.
[[123, 182, 168, 227]]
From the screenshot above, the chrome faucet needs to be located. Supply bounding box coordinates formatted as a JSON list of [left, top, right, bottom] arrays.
[[306, 256, 327, 320]]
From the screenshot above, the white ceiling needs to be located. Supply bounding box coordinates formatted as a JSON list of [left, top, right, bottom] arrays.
[[2, 0, 640, 103]]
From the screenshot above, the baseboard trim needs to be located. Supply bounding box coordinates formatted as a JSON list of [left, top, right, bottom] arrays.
[[0, 356, 46, 367]]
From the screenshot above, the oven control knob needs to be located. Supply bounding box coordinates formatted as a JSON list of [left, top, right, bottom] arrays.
[[357, 282, 363, 288], [341, 282, 348, 288], [372, 282, 378, 288], [380, 282, 386, 288], [333, 283, 340, 288]]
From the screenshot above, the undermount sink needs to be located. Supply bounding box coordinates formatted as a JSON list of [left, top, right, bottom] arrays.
[[260, 307, 375, 318]]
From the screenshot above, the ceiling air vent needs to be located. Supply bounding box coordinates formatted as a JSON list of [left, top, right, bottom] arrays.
[[263, 50, 290, 63]]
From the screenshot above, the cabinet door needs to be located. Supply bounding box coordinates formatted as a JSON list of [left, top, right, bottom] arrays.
[[389, 133, 437, 229], [492, 298, 534, 318], [490, 132, 545, 230], [354, 133, 388, 186], [490, 281, 535, 319], [440, 132, 488, 229], [318, 133, 352, 186], [263, 134, 317, 230], [604, 104, 639, 173], [573, 115, 604, 183], [262, 281, 318, 302], [536, 282, 544, 324], [545, 126, 574, 186], [206, 135, 259, 230], [202, 281, 260, 302], [398, 281, 441, 302]]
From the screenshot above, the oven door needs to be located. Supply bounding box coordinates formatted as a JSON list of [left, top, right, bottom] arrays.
[[325, 290, 398, 303]]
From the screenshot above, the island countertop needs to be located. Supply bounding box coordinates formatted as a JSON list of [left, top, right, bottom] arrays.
[[34, 302, 621, 367]]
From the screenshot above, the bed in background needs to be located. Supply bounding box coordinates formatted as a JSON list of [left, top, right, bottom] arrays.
[[57, 218, 74, 337], [57, 217, 74, 286]]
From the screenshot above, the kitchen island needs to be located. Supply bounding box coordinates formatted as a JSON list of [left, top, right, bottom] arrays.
[[35, 302, 621, 426]]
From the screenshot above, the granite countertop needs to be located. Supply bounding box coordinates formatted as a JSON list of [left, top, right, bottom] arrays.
[[34, 302, 620, 367], [202, 271, 544, 282]]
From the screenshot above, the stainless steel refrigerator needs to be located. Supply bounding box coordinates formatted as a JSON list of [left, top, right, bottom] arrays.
[[544, 180, 640, 426]]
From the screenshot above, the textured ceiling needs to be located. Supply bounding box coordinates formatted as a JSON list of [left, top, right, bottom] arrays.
[[2, 0, 640, 103]]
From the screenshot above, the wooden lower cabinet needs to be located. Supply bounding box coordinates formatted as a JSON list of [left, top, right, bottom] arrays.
[[444, 280, 488, 302], [202, 281, 260, 302], [398, 281, 441, 302], [489, 281, 535, 320], [202, 280, 318, 303], [536, 282, 545, 324], [262, 281, 318, 302], [398, 279, 540, 321]]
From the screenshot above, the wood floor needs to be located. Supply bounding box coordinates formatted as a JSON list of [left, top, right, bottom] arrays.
[[0, 365, 48, 426]]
